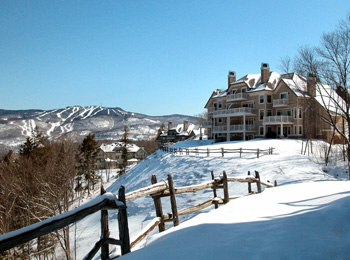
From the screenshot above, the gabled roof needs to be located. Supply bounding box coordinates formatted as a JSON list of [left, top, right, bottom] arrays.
[[99, 142, 142, 153], [206, 69, 344, 116], [160, 122, 197, 137]]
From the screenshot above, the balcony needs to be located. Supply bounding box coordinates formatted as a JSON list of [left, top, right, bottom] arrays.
[[229, 124, 255, 132], [213, 125, 255, 133], [213, 126, 227, 133], [213, 107, 256, 118], [227, 93, 248, 101], [273, 99, 289, 107], [263, 116, 294, 125]]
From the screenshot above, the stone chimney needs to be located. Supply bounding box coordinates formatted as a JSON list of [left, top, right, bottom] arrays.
[[183, 120, 189, 131], [228, 71, 236, 87], [261, 63, 270, 83], [168, 122, 173, 130], [307, 72, 317, 98]]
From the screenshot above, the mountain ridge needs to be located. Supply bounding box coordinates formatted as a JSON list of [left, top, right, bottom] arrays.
[[0, 106, 196, 152]]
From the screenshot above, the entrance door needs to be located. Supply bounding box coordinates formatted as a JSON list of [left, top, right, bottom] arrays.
[[283, 126, 291, 137]]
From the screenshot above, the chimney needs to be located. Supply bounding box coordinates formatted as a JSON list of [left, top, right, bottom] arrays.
[[228, 71, 236, 87], [183, 120, 189, 131], [261, 63, 270, 83], [168, 122, 173, 130], [307, 72, 317, 98]]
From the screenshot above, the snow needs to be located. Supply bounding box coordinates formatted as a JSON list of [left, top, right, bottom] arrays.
[[122, 181, 350, 260], [66, 139, 348, 259]]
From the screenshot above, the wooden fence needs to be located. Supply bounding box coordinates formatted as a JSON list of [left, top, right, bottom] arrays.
[[0, 171, 276, 258], [0, 186, 130, 260], [161, 147, 275, 158], [124, 170, 276, 248]]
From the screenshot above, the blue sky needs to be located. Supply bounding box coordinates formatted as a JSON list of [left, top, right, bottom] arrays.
[[0, 1, 349, 116]]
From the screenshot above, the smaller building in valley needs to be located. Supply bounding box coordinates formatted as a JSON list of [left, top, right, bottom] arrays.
[[156, 120, 198, 146], [96, 142, 148, 169]]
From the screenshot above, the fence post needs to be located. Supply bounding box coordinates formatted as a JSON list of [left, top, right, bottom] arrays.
[[274, 180, 278, 187], [247, 171, 252, 193], [207, 148, 210, 157], [100, 186, 109, 260], [223, 171, 229, 203], [255, 171, 262, 193], [118, 186, 131, 255], [257, 148, 260, 158], [240, 148, 242, 158], [221, 148, 224, 157], [211, 171, 218, 209], [168, 174, 179, 227], [151, 175, 166, 232]]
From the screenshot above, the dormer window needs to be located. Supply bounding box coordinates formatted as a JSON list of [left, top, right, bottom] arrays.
[[232, 89, 237, 94]]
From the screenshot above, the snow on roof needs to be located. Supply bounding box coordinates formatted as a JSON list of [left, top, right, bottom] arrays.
[[99, 142, 141, 153], [99, 143, 118, 153], [177, 123, 195, 136]]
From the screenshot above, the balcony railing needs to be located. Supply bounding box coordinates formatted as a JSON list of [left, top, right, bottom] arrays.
[[213, 125, 255, 133], [273, 99, 289, 107], [213, 126, 227, 132], [229, 124, 255, 132], [213, 107, 256, 117], [227, 93, 247, 101], [263, 116, 294, 124]]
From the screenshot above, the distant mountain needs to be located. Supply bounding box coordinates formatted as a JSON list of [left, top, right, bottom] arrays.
[[0, 106, 197, 152]]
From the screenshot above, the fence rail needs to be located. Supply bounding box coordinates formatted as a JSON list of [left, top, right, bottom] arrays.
[[125, 170, 276, 248], [161, 146, 274, 158], [0, 187, 130, 260], [0, 170, 276, 257]]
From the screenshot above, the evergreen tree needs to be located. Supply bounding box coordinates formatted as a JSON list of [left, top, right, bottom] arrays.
[[76, 133, 99, 195], [119, 126, 130, 174]]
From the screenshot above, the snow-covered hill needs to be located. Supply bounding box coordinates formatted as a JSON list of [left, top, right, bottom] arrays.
[[0, 106, 196, 152], [70, 139, 349, 259]]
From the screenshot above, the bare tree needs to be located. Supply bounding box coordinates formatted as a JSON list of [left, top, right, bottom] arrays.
[[288, 13, 350, 176]]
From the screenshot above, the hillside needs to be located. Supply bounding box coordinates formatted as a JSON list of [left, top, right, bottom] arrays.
[[0, 106, 196, 152], [70, 139, 348, 259]]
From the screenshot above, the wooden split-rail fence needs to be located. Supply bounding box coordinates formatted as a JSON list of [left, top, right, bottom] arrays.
[[0, 171, 276, 259], [161, 146, 275, 158]]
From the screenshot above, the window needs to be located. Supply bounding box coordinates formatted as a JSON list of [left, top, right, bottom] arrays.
[[267, 95, 272, 103], [232, 89, 237, 94], [294, 126, 297, 134], [259, 95, 265, 104], [214, 103, 217, 110], [259, 110, 264, 121], [218, 101, 222, 109], [293, 108, 297, 119], [280, 93, 288, 99], [299, 126, 303, 135], [242, 88, 247, 94], [218, 118, 222, 123], [277, 127, 281, 136], [259, 126, 264, 136], [298, 108, 302, 118], [266, 109, 272, 117]]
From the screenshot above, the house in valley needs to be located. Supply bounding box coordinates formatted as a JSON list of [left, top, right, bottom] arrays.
[[204, 63, 345, 143], [96, 142, 148, 169], [156, 120, 198, 146]]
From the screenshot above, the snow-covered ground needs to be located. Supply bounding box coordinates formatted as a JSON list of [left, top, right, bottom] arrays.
[[70, 139, 349, 259]]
